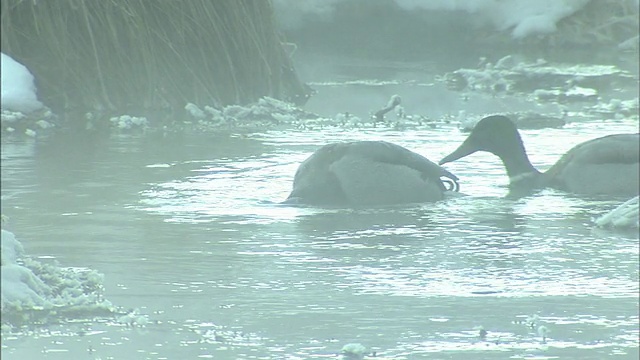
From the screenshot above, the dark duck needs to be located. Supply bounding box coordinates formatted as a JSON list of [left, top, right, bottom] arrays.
[[286, 140, 459, 206], [439, 115, 639, 196]]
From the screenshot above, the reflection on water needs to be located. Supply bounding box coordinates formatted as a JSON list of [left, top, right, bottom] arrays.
[[1, 119, 638, 359]]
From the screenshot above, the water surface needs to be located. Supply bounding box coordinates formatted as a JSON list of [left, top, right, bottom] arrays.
[[1, 117, 638, 359]]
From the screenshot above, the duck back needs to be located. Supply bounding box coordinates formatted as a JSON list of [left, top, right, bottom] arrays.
[[286, 141, 458, 206], [545, 134, 639, 196]]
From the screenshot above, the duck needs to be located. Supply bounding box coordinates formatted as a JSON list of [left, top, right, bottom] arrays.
[[439, 115, 639, 196], [285, 140, 460, 206], [373, 95, 402, 123]]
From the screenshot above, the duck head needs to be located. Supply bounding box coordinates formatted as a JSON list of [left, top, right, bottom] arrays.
[[439, 115, 525, 165]]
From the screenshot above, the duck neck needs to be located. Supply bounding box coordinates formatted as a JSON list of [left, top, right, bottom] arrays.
[[499, 145, 541, 183]]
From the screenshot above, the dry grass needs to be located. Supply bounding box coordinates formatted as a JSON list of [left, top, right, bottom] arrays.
[[1, 0, 310, 114]]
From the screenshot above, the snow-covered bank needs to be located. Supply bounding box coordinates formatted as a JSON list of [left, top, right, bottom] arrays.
[[274, 0, 590, 39], [2, 49, 637, 137], [275, 0, 637, 47], [1, 229, 114, 325], [1, 53, 43, 114], [1, 52, 56, 137]]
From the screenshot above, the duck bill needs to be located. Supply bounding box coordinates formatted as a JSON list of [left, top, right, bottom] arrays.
[[439, 139, 478, 165]]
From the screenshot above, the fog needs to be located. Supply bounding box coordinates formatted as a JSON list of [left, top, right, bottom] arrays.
[[274, 0, 591, 39], [2, 1, 638, 359]]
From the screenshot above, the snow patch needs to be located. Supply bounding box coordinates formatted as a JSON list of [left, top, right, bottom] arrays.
[[1, 229, 114, 324], [274, 0, 591, 39], [1, 53, 43, 113]]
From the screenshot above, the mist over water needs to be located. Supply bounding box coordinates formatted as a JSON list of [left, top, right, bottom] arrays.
[[3, 119, 638, 359], [2, 1, 639, 359]]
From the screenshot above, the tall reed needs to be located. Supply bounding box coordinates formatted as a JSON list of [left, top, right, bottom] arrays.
[[1, 0, 310, 114]]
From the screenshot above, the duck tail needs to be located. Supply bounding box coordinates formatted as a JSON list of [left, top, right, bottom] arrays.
[[442, 176, 460, 192]]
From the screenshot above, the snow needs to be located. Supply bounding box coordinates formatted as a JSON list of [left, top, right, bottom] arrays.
[[486, 0, 589, 39], [1, 229, 50, 312], [274, 0, 592, 39], [110, 114, 149, 130], [341, 343, 367, 359], [595, 196, 640, 229], [1, 229, 114, 322], [1, 53, 43, 113], [183, 97, 320, 130]]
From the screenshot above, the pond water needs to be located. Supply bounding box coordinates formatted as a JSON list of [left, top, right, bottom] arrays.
[[1, 107, 638, 359]]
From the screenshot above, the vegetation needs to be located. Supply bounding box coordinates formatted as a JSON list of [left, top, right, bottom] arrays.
[[1, 0, 311, 114]]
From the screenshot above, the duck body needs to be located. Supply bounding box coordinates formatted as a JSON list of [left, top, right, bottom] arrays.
[[286, 141, 459, 206], [440, 115, 639, 196]]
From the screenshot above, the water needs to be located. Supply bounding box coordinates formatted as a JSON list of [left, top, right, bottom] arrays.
[[2, 109, 638, 359], [2, 50, 639, 360]]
